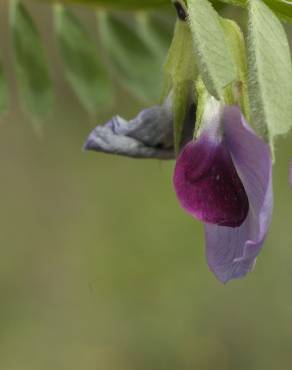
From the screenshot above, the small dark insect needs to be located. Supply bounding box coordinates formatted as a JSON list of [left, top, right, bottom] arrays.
[[173, 1, 188, 21]]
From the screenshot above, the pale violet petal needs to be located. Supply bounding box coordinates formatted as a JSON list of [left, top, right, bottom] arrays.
[[205, 106, 273, 283]]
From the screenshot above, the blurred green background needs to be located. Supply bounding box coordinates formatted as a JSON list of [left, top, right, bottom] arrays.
[[0, 1, 292, 370]]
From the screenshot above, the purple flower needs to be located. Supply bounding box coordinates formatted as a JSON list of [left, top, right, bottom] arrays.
[[173, 100, 273, 283]]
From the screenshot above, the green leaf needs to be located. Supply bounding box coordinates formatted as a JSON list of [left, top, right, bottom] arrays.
[[213, 0, 247, 6], [0, 61, 7, 113], [209, 0, 292, 24], [164, 21, 197, 85], [187, 0, 236, 99], [247, 0, 292, 139], [263, 0, 292, 23], [36, 0, 170, 10], [10, 0, 53, 118], [98, 12, 163, 103], [209, 0, 229, 11], [194, 78, 209, 136], [163, 21, 197, 153], [54, 5, 112, 114], [220, 18, 249, 121], [172, 82, 193, 155]]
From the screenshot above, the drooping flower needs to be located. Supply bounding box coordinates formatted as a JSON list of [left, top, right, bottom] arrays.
[[84, 97, 196, 159], [84, 92, 273, 283], [173, 98, 273, 283]]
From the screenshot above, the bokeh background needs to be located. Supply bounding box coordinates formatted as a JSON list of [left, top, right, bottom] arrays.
[[0, 1, 292, 369]]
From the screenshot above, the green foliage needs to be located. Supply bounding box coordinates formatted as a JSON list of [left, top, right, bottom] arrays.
[[0, 1, 173, 122], [0, 61, 7, 113], [220, 18, 249, 121], [2, 0, 292, 144], [164, 21, 197, 154], [134, 12, 173, 61], [54, 5, 112, 114], [247, 0, 292, 140], [187, 0, 236, 100], [164, 21, 197, 86], [214, 0, 247, 7], [213, 0, 292, 23], [98, 12, 166, 103], [10, 0, 53, 119], [37, 0, 170, 10], [172, 82, 192, 154], [263, 0, 292, 23]]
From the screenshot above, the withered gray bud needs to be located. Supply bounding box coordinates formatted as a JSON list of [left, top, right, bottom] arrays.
[[84, 98, 196, 160]]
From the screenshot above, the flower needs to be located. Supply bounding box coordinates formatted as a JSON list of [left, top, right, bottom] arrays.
[[173, 98, 273, 283], [84, 93, 273, 283], [84, 98, 196, 159]]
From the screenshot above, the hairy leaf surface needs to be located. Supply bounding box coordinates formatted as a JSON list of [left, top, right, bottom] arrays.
[[248, 0, 292, 139], [188, 0, 236, 99]]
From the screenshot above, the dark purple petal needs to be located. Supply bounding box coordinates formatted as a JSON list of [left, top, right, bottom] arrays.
[[205, 106, 273, 283], [173, 127, 249, 227]]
